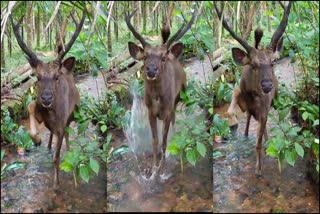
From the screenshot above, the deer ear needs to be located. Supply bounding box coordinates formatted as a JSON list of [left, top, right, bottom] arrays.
[[232, 48, 250, 65], [62, 57, 76, 73], [169, 43, 183, 58], [128, 42, 144, 60]]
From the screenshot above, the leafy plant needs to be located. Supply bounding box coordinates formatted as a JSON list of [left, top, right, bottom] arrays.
[[211, 114, 231, 139], [167, 115, 211, 172], [60, 129, 107, 186], [14, 126, 33, 150], [267, 83, 319, 173]]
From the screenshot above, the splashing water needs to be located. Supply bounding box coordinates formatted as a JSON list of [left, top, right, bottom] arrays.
[[124, 81, 176, 192]]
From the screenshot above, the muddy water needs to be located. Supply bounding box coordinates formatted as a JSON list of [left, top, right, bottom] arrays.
[[213, 57, 319, 213], [1, 73, 108, 213]]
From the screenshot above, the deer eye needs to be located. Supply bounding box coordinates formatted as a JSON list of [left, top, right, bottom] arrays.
[[161, 56, 166, 62]]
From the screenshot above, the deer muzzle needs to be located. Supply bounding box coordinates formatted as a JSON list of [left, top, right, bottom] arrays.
[[260, 79, 273, 94], [41, 91, 54, 108], [146, 64, 159, 81]]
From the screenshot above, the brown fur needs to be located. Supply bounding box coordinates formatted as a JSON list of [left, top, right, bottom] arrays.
[[10, 6, 86, 189], [215, 1, 292, 176], [28, 58, 80, 189], [227, 32, 283, 175]]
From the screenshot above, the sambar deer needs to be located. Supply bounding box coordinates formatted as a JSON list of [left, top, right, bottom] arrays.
[[125, 6, 196, 174], [214, 2, 292, 175], [10, 6, 87, 189]]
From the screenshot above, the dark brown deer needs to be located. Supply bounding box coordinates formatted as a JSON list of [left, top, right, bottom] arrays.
[[125, 6, 196, 174], [214, 2, 292, 175], [10, 6, 87, 189]]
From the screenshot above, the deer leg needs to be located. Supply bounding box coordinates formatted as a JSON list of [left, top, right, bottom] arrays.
[[245, 112, 251, 137], [159, 115, 171, 172], [28, 101, 42, 146], [47, 133, 53, 150], [149, 112, 158, 170], [255, 117, 267, 176], [53, 132, 63, 189], [227, 87, 241, 128]]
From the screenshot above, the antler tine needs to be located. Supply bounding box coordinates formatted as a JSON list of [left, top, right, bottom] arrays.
[[213, 2, 255, 53], [125, 9, 150, 48], [165, 4, 197, 49], [269, 1, 292, 51], [10, 15, 41, 67], [56, 4, 87, 63]]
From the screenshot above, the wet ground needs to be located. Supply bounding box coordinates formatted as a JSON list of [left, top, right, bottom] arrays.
[[213, 57, 319, 213], [1, 73, 108, 213]]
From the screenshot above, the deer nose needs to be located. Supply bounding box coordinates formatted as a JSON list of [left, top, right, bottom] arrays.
[[261, 80, 273, 93], [146, 64, 158, 78], [41, 93, 53, 105]]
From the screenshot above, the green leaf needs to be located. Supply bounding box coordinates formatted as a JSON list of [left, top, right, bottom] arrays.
[[167, 143, 180, 155], [100, 125, 107, 133], [79, 165, 90, 183], [65, 126, 74, 135], [196, 142, 206, 157], [285, 150, 297, 166], [89, 158, 100, 175], [186, 149, 197, 166], [60, 161, 73, 172], [302, 111, 309, 121], [266, 145, 278, 157], [294, 143, 304, 158], [78, 120, 90, 135]]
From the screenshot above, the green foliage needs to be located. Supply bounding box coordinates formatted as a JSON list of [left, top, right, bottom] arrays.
[[60, 133, 107, 185], [74, 92, 126, 134], [69, 32, 108, 76], [14, 126, 33, 149], [180, 78, 214, 118], [1, 108, 18, 144], [267, 83, 319, 172], [211, 114, 231, 139], [167, 115, 211, 172], [1, 107, 33, 149], [212, 75, 234, 107]]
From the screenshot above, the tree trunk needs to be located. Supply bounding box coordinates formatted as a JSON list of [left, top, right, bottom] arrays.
[[107, 17, 112, 57], [133, 1, 139, 31], [113, 2, 118, 42], [26, 1, 33, 48], [36, 4, 40, 48], [1, 39, 5, 69], [242, 2, 257, 41], [8, 28, 12, 57], [142, 1, 146, 32]]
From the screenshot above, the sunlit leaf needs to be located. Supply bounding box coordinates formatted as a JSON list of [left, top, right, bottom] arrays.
[[294, 143, 304, 158], [89, 158, 99, 175], [79, 165, 90, 183], [196, 142, 206, 157]]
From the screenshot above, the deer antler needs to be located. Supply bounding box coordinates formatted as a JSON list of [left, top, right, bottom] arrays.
[[165, 4, 197, 49], [213, 2, 255, 53], [10, 16, 41, 67], [56, 4, 87, 62], [125, 9, 150, 48], [269, 1, 292, 52]]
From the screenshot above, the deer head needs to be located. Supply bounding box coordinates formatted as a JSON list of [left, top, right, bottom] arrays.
[[214, 1, 292, 94], [125, 5, 196, 81], [10, 6, 87, 108]]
